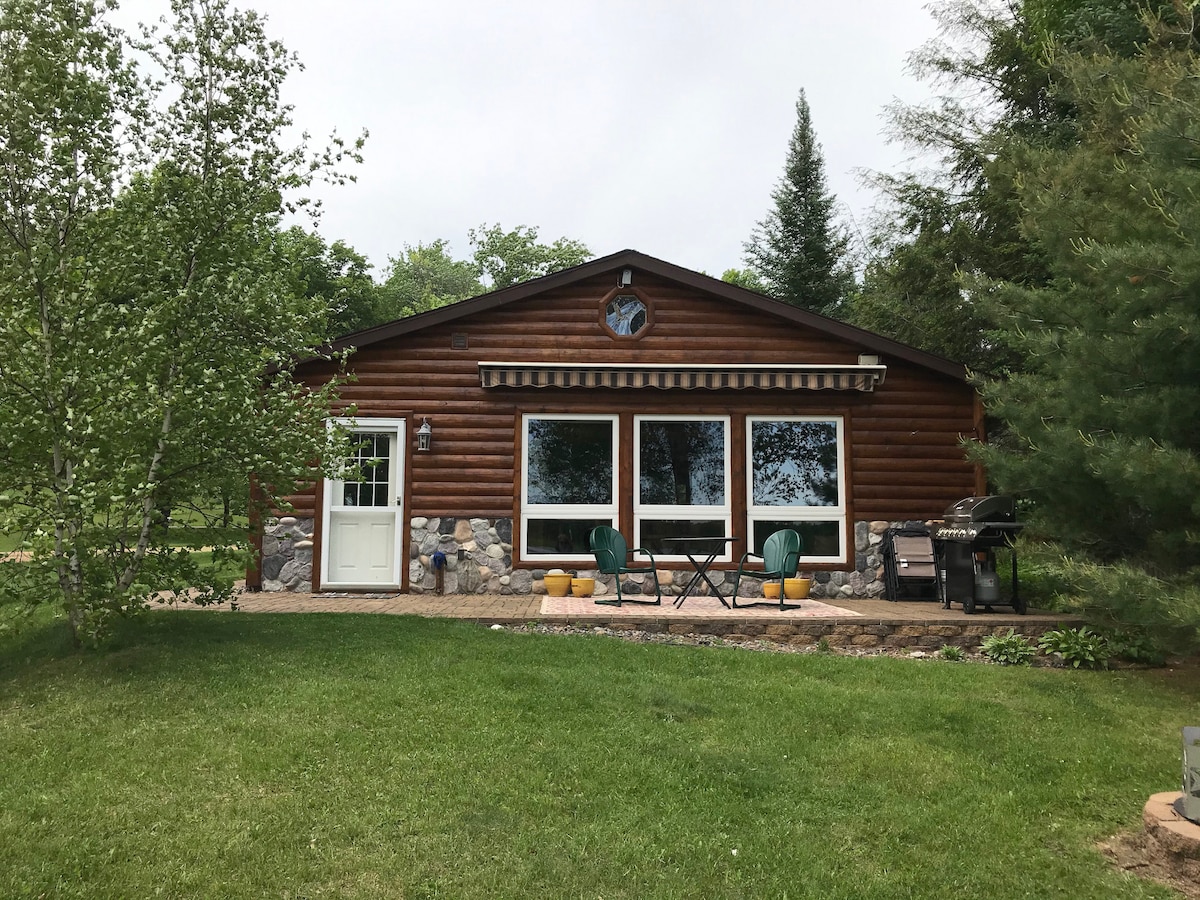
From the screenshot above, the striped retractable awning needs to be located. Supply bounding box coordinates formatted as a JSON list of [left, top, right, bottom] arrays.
[[478, 362, 886, 391]]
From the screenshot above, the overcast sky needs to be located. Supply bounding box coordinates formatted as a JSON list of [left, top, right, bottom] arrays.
[[113, 0, 945, 278]]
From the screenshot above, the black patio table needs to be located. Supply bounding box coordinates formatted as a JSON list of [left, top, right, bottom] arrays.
[[661, 536, 739, 609]]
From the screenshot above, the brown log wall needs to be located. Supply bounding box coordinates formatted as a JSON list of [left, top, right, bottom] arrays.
[[284, 270, 978, 550]]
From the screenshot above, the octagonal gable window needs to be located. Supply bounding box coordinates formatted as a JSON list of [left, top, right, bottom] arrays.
[[604, 294, 648, 337]]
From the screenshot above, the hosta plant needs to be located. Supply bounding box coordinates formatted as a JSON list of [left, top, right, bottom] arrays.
[[980, 629, 1036, 666], [1038, 627, 1111, 669]]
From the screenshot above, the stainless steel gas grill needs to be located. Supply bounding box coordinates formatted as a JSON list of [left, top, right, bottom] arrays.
[[933, 496, 1026, 614]]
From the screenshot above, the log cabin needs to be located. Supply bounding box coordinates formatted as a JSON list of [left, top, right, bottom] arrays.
[[252, 249, 983, 600]]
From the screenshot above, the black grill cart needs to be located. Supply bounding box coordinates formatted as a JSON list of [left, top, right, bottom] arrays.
[[933, 496, 1026, 615]]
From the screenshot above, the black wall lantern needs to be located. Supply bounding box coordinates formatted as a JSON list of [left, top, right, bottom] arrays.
[[416, 417, 432, 452]]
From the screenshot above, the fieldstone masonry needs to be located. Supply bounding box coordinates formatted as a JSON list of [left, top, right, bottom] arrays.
[[258, 516, 918, 596], [260, 516, 314, 592], [807, 519, 900, 601], [408, 516, 529, 595], [403, 517, 909, 598]]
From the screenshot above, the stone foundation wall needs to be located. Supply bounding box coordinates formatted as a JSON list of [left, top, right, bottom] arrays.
[[407, 517, 916, 599], [409, 516, 522, 595], [260, 516, 314, 592], [259, 515, 917, 596], [808, 519, 914, 600]]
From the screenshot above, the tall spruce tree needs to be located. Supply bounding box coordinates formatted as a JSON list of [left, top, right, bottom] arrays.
[[850, 0, 1192, 370], [744, 90, 852, 317]]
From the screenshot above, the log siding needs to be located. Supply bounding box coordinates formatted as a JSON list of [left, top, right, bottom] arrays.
[[273, 253, 979, 593]]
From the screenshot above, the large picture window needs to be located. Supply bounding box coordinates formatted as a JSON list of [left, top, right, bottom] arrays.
[[634, 416, 731, 559], [521, 414, 618, 559], [747, 416, 846, 563]]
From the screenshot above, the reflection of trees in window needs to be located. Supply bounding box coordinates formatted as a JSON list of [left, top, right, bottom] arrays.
[[752, 421, 838, 506], [527, 419, 613, 505], [343, 433, 390, 506], [639, 420, 725, 505]]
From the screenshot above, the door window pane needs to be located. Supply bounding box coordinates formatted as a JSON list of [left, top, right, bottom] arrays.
[[342, 433, 391, 507]]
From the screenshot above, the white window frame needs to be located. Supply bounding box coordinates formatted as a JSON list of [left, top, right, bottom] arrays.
[[520, 413, 619, 562], [746, 415, 847, 565], [633, 414, 732, 562], [326, 425, 398, 511]]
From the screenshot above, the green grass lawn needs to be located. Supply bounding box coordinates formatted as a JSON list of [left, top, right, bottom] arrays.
[[0, 612, 1191, 899]]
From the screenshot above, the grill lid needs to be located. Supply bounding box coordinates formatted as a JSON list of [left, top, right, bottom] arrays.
[[943, 495, 1016, 524]]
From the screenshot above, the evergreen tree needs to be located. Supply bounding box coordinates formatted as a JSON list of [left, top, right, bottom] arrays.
[[850, 181, 1002, 367], [744, 90, 852, 317], [973, 39, 1200, 582], [852, 1, 1193, 370]]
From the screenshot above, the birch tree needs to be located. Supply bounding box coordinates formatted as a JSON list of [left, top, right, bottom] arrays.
[[0, 0, 360, 644]]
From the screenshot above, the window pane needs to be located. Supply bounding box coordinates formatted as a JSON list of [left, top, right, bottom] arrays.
[[751, 420, 839, 506], [640, 519, 726, 555], [527, 419, 613, 505], [752, 520, 840, 557], [526, 518, 612, 555], [639, 419, 725, 505], [366, 435, 389, 484], [341, 432, 391, 508]]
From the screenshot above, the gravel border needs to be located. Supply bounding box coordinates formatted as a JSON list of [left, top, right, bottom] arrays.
[[490, 621, 989, 662]]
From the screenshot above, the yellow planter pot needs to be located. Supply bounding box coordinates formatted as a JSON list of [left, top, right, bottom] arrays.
[[785, 578, 812, 600], [543, 573, 573, 597], [571, 577, 595, 597], [764, 579, 811, 600]]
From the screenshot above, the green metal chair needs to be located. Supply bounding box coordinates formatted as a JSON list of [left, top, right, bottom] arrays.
[[588, 526, 662, 606], [732, 529, 803, 609]]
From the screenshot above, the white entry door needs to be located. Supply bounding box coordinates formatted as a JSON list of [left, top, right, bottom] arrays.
[[321, 419, 405, 588]]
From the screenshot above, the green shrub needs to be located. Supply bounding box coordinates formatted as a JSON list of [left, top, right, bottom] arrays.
[[939, 645, 966, 661], [1037, 627, 1111, 669], [1014, 540, 1200, 656], [1103, 628, 1168, 666], [980, 629, 1036, 666]]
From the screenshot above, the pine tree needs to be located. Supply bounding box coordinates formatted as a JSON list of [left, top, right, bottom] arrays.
[[744, 90, 852, 317], [974, 41, 1200, 577]]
